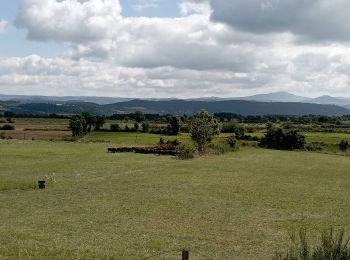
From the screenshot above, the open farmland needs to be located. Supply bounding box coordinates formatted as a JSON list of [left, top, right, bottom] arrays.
[[0, 118, 71, 141], [0, 138, 350, 259]]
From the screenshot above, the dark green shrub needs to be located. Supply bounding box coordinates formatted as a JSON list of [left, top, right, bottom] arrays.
[[208, 142, 231, 155], [227, 136, 237, 149], [274, 227, 350, 260], [95, 116, 106, 131], [339, 140, 349, 151], [305, 143, 323, 152], [159, 137, 165, 145], [176, 144, 196, 160], [141, 122, 150, 133], [110, 124, 120, 132], [1, 124, 14, 130], [221, 121, 239, 133], [0, 132, 5, 139], [133, 122, 139, 132], [260, 127, 305, 150]]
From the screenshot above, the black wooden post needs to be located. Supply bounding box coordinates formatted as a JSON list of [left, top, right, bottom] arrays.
[[38, 181, 46, 189], [182, 249, 189, 260]]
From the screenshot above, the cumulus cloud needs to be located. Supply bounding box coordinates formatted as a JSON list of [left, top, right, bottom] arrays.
[[210, 0, 350, 42], [15, 0, 121, 42], [4, 0, 350, 98], [2, 45, 350, 98], [0, 19, 8, 33]]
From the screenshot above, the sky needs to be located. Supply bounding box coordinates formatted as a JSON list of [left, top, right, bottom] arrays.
[[1, 0, 350, 98]]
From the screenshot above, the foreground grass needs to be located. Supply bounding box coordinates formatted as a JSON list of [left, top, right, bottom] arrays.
[[0, 141, 349, 259]]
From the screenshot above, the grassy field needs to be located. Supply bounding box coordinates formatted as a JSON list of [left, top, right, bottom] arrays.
[[1, 139, 349, 259]]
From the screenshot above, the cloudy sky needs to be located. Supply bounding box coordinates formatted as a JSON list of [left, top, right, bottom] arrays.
[[1, 0, 350, 98]]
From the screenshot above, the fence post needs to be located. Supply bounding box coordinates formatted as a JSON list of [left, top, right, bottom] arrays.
[[182, 249, 189, 260]]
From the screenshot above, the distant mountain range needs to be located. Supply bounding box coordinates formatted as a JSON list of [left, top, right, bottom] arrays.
[[0, 94, 132, 105], [1, 91, 350, 107], [1, 92, 350, 116]]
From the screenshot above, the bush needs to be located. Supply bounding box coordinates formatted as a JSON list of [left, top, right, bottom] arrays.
[[159, 137, 165, 145], [0, 132, 5, 139], [260, 127, 305, 150], [227, 136, 237, 149], [1, 124, 14, 130], [110, 124, 120, 132], [339, 140, 349, 151], [133, 122, 139, 132], [6, 118, 14, 123], [207, 142, 232, 155], [176, 144, 196, 160], [305, 142, 323, 152], [141, 122, 150, 133], [221, 121, 241, 133], [274, 227, 350, 260]]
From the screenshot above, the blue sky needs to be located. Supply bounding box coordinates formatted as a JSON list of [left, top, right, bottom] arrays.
[[0, 0, 64, 57]]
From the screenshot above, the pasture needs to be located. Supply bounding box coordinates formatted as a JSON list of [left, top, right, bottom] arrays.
[[1, 138, 350, 259], [0, 118, 71, 141]]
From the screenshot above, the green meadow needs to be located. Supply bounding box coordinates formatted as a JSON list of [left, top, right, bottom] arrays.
[[1, 134, 349, 259]]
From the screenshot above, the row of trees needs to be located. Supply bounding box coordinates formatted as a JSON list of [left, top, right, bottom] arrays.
[[68, 110, 348, 155]]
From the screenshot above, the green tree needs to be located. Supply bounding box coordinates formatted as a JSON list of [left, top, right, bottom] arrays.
[[188, 110, 220, 153], [141, 122, 150, 133], [134, 111, 145, 123], [133, 122, 139, 132], [110, 124, 120, 132], [69, 115, 85, 137], [260, 126, 305, 150], [168, 116, 181, 135], [81, 112, 96, 133], [95, 116, 106, 131]]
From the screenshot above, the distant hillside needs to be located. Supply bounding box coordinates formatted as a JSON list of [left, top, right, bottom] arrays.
[[304, 95, 350, 107], [240, 91, 308, 102], [105, 100, 350, 116], [2, 92, 350, 107], [2, 99, 349, 116], [0, 94, 131, 105]]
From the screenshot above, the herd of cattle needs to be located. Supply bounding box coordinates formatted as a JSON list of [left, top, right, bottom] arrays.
[[108, 145, 177, 156]]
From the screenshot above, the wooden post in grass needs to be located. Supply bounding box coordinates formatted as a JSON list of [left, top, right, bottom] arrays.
[[182, 249, 189, 260]]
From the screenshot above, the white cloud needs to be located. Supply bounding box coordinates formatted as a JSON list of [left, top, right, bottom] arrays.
[[4, 0, 350, 98], [15, 0, 122, 43], [179, 0, 210, 16], [0, 19, 8, 33]]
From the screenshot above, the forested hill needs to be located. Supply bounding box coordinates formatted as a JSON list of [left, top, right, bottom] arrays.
[[104, 100, 350, 116], [1, 99, 350, 116]]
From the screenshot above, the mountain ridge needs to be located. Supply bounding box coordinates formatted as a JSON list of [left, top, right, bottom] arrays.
[[1, 91, 350, 106], [1, 99, 349, 116]]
